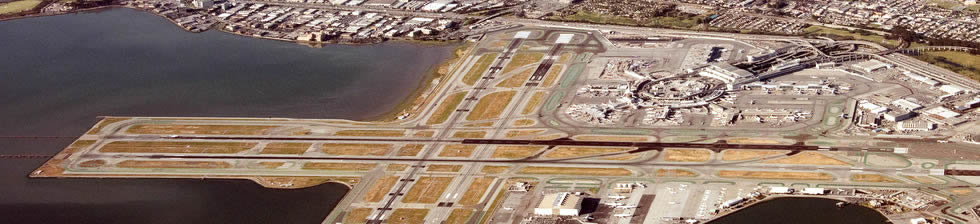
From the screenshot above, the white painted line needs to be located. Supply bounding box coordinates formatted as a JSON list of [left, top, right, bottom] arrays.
[[930, 169, 945, 176], [555, 34, 574, 44], [893, 147, 908, 154], [514, 31, 530, 39]]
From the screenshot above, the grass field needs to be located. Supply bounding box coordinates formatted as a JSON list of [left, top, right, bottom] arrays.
[[851, 174, 901, 183], [462, 53, 498, 85], [718, 170, 833, 180], [492, 146, 544, 159], [387, 209, 429, 224], [426, 92, 467, 125], [116, 160, 231, 169], [505, 129, 545, 138], [321, 143, 392, 156], [126, 124, 277, 135], [501, 52, 545, 75], [302, 162, 376, 171], [720, 149, 787, 161], [333, 129, 405, 137], [452, 130, 486, 138], [427, 164, 462, 172], [463, 122, 494, 127], [541, 65, 564, 87], [402, 177, 453, 203], [481, 165, 510, 174], [496, 68, 534, 88], [803, 25, 899, 47], [445, 209, 474, 224], [397, 144, 424, 156], [259, 142, 312, 154], [0, 0, 41, 15], [914, 51, 980, 81], [656, 169, 698, 177], [438, 144, 477, 157], [663, 149, 711, 162], [343, 208, 373, 224], [543, 146, 632, 159], [466, 91, 516, 121], [99, 141, 255, 154], [761, 152, 850, 166], [363, 176, 399, 202], [459, 177, 495, 205], [521, 91, 548, 115], [512, 119, 536, 127], [518, 166, 632, 176]]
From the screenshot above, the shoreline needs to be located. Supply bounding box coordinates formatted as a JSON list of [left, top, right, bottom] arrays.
[[703, 195, 889, 223], [3, 6, 469, 124]]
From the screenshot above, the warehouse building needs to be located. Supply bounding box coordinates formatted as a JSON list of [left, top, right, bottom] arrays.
[[534, 192, 583, 216]]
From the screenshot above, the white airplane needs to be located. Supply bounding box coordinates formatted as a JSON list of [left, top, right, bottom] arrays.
[[604, 202, 624, 206], [617, 205, 638, 209], [613, 214, 633, 218], [608, 195, 627, 199]]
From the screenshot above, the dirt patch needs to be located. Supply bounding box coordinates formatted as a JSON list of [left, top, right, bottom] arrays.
[[900, 175, 945, 184], [462, 53, 498, 85], [452, 131, 487, 139], [459, 177, 495, 205], [413, 131, 436, 137], [502, 52, 545, 74], [512, 119, 536, 127], [656, 169, 698, 177], [364, 176, 400, 202], [402, 176, 454, 203], [481, 165, 510, 174], [720, 149, 788, 161], [321, 143, 393, 156], [116, 160, 232, 169], [464, 122, 495, 127], [466, 91, 516, 121], [663, 149, 711, 162], [518, 166, 633, 176], [761, 152, 850, 166], [126, 124, 277, 135], [302, 162, 376, 171], [99, 141, 255, 154], [333, 130, 405, 137], [851, 174, 901, 183], [260, 142, 312, 154], [572, 135, 649, 142], [492, 145, 545, 159], [387, 208, 429, 224], [426, 92, 467, 125], [343, 208, 373, 224], [77, 160, 106, 168], [445, 209, 474, 224], [541, 64, 564, 87], [438, 144, 478, 157], [427, 164, 463, 172], [505, 129, 546, 138], [544, 146, 632, 159], [387, 164, 409, 172], [497, 67, 535, 88], [717, 170, 833, 180], [253, 176, 356, 189], [397, 144, 425, 156]]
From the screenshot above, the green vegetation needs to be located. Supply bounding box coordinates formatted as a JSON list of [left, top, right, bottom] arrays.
[[928, 0, 963, 10], [0, 0, 42, 15], [914, 51, 980, 81], [462, 53, 497, 85], [802, 25, 900, 47]]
